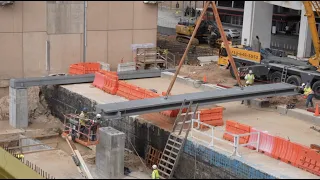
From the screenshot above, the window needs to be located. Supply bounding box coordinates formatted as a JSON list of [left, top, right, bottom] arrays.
[[218, 1, 232, 7], [233, 1, 244, 9]]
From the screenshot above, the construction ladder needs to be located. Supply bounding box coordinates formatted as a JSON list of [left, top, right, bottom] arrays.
[[281, 66, 288, 83], [158, 100, 199, 179]]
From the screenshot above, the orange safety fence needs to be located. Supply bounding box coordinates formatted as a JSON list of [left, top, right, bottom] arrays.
[[69, 62, 100, 75], [199, 107, 224, 126], [223, 120, 251, 144], [116, 81, 133, 99], [296, 148, 320, 176]]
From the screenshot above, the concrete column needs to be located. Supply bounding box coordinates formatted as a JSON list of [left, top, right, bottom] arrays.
[[9, 87, 28, 128], [297, 7, 312, 58], [96, 127, 125, 179], [241, 1, 273, 48]]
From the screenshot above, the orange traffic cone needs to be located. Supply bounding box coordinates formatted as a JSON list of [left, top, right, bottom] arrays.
[[203, 75, 207, 83], [314, 104, 320, 116]]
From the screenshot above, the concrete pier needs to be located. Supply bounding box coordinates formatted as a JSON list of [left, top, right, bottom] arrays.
[[96, 127, 125, 179], [9, 87, 28, 128]]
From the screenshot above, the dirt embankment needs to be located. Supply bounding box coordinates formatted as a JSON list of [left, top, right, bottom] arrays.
[[0, 86, 62, 128], [179, 63, 240, 87]]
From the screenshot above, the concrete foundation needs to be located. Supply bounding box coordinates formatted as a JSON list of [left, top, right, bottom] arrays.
[[9, 87, 28, 128], [41, 84, 319, 179], [242, 1, 273, 48], [96, 127, 125, 179]]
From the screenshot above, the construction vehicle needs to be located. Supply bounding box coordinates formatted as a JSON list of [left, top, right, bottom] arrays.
[[175, 7, 230, 48], [61, 114, 100, 147], [217, 1, 320, 100]]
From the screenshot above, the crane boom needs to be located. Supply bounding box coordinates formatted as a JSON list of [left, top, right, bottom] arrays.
[[303, 1, 320, 69]]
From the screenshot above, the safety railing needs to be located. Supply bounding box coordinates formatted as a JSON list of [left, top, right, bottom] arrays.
[[2, 146, 55, 179], [188, 118, 260, 157]]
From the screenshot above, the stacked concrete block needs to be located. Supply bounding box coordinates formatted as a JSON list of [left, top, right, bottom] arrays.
[[9, 87, 28, 128], [96, 127, 125, 179], [117, 62, 136, 72]]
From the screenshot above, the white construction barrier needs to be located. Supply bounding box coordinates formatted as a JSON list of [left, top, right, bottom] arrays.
[[117, 62, 136, 72]]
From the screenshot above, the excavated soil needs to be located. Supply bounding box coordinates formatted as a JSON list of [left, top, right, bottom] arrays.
[[179, 63, 241, 87]]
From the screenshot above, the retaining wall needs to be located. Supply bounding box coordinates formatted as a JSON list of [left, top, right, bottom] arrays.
[[41, 85, 277, 179]]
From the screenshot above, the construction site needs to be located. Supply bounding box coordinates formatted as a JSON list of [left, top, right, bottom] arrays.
[[0, 1, 320, 179]]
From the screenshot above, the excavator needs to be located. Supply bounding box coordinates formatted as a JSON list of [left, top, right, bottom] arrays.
[[175, 7, 231, 48]]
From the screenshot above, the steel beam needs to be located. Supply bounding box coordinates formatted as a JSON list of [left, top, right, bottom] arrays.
[[9, 69, 176, 89], [96, 83, 299, 118]]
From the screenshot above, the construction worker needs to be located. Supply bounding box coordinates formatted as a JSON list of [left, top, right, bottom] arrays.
[[16, 153, 24, 160], [244, 70, 255, 86], [79, 107, 89, 139], [90, 114, 101, 141], [304, 83, 314, 108], [151, 165, 160, 179], [241, 70, 255, 104]]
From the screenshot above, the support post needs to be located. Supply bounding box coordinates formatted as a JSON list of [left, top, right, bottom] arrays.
[[9, 87, 28, 128], [96, 127, 125, 179]]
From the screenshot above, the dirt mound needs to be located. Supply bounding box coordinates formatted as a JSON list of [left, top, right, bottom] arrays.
[[179, 63, 241, 87], [268, 95, 307, 108], [0, 87, 51, 121]]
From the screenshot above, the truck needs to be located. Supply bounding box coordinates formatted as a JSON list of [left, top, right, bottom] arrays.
[[217, 1, 320, 100]]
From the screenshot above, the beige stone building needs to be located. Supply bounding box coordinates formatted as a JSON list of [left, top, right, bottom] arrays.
[[0, 1, 158, 96]]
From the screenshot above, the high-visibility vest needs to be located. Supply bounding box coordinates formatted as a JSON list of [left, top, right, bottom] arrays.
[[79, 112, 87, 126], [152, 170, 160, 179], [304, 87, 313, 96], [245, 74, 255, 85]]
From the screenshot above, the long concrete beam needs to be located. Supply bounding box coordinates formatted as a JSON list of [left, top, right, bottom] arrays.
[[96, 83, 299, 118], [9, 69, 176, 89]]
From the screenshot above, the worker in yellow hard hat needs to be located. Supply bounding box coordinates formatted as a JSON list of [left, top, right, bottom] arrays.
[[79, 107, 89, 139], [151, 165, 160, 179]]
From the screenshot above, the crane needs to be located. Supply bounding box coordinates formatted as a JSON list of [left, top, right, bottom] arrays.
[[303, 1, 320, 71], [165, 1, 243, 97]]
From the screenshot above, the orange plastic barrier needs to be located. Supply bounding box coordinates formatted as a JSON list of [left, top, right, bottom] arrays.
[[116, 81, 132, 99], [223, 120, 251, 144], [92, 71, 106, 89], [199, 107, 224, 127], [101, 71, 119, 95], [271, 136, 292, 162], [284, 142, 310, 166], [69, 62, 100, 75], [246, 128, 275, 157], [296, 148, 320, 176]]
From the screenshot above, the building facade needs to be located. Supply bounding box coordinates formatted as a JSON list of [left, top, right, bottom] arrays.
[[0, 1, 158, 97]]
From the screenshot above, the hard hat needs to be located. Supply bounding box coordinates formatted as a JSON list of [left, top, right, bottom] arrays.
[[96, 114, 101, 119], [82, 107, 88, 113], [152, 165, 157, 169], [302, 83, 306, 87], [249, 70, 253, 74]]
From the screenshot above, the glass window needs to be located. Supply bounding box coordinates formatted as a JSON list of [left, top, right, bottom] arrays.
[[233, 1, 244, 9], [218, 1, 232, 7], [225, 15, 231, 23]]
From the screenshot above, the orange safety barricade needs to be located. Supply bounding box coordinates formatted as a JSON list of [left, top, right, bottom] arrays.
[[223, 120, 251, 144], [69, 62, 100, 75], [116, 81, 132, 99], [271, 136, 291, 161], [101, 71, 119, 95], [296, 148, 320, 176], [246, 128, 275, 157], [283, 142, 310, 166], [92, 71, 106, 89], [199, 107, 224, 127]]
